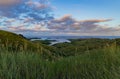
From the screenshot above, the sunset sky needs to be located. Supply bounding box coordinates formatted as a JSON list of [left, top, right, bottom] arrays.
[[0, 0, 120, 36]]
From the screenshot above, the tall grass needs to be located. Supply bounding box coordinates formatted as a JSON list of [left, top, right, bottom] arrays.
[[0, 44, 120, 79]]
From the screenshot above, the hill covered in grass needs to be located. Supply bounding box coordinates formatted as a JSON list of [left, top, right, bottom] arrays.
[[0, 30, 61, 60], [1, 30, 120, 79], [1, 30, 120, 58], [0, 30, 120, 79], [0, 30, 48, 52], [0, 43, 120, 79]]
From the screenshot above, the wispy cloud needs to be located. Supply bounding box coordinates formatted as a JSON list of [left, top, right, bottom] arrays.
[[1, 14, 120, 36], [47, 15, 113, 32]]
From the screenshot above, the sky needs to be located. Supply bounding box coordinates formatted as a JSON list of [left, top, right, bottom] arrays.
[[0, 0, 120, 37]]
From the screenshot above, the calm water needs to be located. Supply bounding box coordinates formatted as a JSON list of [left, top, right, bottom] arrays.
[[30, 36, 120, 45], [30, 36, 120, 39]]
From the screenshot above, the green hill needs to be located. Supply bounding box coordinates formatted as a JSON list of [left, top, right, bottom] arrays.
[[1, 30, 120, 79], [0, 30, 46, 52], [0, 30, 61, 60]]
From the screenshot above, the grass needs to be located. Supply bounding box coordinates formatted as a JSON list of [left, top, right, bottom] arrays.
[[1, 30, 120, 79], [0, 30, 47, 52], [0, 45, 120, 79], [0, 30, 60, 60]]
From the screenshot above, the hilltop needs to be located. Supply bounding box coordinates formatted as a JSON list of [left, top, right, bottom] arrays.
[[0, 30, 46, 52]]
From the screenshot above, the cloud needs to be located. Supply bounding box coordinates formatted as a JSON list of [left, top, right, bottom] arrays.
[[0, 0, 21, 6], [47, 15, 113, 32], [48, 14, 76, 30], [46, 14, 120, 36], [0, 13, 120, 36], [26, 0, 49, 9], [0, 0, 54, 22], [6, 23, 50, 32]]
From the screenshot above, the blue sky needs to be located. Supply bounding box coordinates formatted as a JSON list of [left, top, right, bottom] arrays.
[[52, 0, 120, 26], [0, 0, 120, 36]]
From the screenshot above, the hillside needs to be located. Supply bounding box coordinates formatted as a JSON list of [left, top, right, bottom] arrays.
[[0, 30, 46, 52], [0, 30, 62, 60], [1, 30, 120, 79], [0, 40, 120, 79]]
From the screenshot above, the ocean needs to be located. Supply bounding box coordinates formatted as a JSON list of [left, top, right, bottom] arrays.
[[30, 36, 120, 45], [30, 36, 120, 40]]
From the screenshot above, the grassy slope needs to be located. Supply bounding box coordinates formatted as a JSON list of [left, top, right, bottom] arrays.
[[0, 45, 120, 79], [1, 30, 120, 79], [0, 30, 32, 50], [53, 38, 115, 56], [0, 30, 61, 60], [0, 30, 47, 52]]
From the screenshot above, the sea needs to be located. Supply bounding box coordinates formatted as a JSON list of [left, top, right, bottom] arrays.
[[30, 36, 120, 45]]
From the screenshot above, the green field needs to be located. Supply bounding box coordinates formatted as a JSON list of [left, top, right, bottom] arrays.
[[0, 30, 120, 79]]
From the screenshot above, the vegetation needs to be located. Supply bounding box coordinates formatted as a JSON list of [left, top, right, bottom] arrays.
[[0, 30, 43, 51], [32, 40, 55, 45], [1, 30, 120, 79], [0, 30, 59, 60], [53, 38, 115, 57], [0, 44, 120, 79]]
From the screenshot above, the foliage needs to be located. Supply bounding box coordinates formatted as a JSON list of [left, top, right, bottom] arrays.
[[1, 30, 120, 79], [53, 38, 115, 57]]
